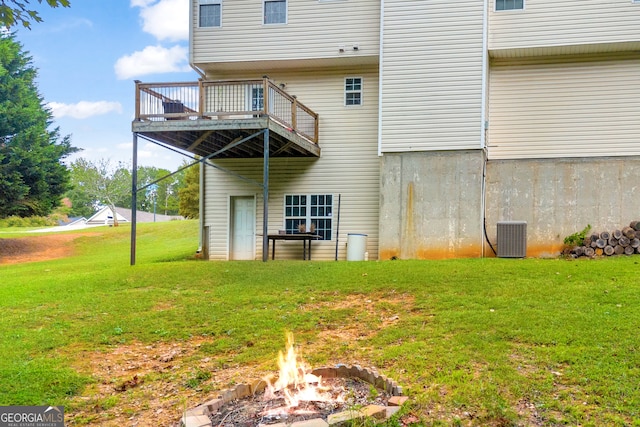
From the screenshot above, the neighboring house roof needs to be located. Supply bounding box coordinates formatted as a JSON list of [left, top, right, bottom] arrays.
[[86, 207, 129, 225], [113, 207, 184, 223], [57, 216, 87, 226], [64, 217, 88, 226], [86, 206, 184, 225]]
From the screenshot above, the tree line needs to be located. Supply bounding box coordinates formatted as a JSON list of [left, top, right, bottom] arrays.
[[66, 158, 200, 221]]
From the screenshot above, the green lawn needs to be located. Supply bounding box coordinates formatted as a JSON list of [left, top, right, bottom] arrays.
[[1, 221, 639, 426]]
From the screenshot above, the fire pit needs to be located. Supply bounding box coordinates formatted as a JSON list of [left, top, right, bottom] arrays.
[[180, 334, 407, 427]]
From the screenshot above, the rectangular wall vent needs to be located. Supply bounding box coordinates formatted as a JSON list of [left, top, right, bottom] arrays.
[[497, 221, 527, 258]]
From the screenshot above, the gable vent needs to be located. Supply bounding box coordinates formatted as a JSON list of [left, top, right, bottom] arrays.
[[497, 221, 527, 258]]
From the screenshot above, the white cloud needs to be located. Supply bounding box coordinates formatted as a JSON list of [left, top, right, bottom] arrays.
[[114, 45, 190, 80], [65, 135, 184, 169], [130, 0, 155, 6], [116, 142, 162, 160], [116, 0, 191, 80], [90, 141, 185, 170], [138, 150, 155, 159], [50, 17, 93, 33], [48, 101, 123, 119], [133, 0, 189, 42]]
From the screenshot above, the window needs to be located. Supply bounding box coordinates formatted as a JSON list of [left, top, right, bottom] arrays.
[[264, 0, 287, 24], [284, 194, 333, 240], [199, 0, 221, 27], [345, 77, 362, 106], [495, 0, 523, 11]]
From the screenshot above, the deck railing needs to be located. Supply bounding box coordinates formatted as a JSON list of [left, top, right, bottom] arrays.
[[135, 78, 319, 143]]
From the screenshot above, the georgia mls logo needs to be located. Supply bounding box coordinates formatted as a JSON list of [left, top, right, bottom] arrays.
[[0, 406, 64, 427]]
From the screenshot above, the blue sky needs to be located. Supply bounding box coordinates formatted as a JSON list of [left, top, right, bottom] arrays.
[[14, 0, 198, 171]]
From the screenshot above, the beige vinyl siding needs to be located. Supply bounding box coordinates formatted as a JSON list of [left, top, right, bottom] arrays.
[[488, 55, 640, 160], [191, 0, 379, 66], [490, 0, 640, 52], [380, 0, 485, 153], [203, 66, 380, 260]]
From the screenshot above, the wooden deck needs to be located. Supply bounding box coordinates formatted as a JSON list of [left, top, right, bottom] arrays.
[[131, 78, 320, 158]]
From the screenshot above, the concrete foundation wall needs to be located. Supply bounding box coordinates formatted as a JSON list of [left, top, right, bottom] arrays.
[[379, 151, 484, 260], [485, 157, 640, 257]]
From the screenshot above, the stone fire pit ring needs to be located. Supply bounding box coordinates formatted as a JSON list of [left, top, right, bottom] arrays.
[[181, 364, 408, 427]]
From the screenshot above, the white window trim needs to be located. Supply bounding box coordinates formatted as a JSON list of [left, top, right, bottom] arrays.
[[263, 0, 287, 25], [345, 77, 363, 107], [283, 194, 334, 240], [198, 0, 222, 28], [495, 0, 525, 12]]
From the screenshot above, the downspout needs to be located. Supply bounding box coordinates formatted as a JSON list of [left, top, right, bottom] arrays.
[[377, 0, 384, 157], [189, 0, 205, 254], [191, 64, 205, 79], [480, 0, 489, 257], [189, 0, 206, 78]]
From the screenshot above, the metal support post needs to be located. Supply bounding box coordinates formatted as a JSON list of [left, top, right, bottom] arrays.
[[262, 128, 270, 262], [130, 133, 138, 266]]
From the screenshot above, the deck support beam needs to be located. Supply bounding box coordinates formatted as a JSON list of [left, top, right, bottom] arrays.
[[187, 130, 214, 151]]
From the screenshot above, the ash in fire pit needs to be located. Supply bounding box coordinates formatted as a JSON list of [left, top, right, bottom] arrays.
[[211, 376, 389, 426], [180, 334, 407, 427]]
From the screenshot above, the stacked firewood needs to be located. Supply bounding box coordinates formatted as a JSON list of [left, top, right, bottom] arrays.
[[572, 221, 640, 258]]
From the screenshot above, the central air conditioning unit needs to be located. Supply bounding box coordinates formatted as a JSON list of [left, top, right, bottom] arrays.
[[497, 221, 527, 258]]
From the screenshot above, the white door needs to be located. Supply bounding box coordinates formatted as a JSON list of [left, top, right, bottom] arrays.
[[245, 84, 274, 116], [231, 196, 255, 260], [249, 86, 264, 112]]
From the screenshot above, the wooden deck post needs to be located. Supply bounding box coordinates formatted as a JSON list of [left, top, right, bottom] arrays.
[[134, 80, 141, 121], [198, 79, 205, 119], [292, 95, 298, 132], [263, 76, 270, 116]]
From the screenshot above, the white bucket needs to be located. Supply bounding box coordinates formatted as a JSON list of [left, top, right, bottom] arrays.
[[346, 233, 368, 261]]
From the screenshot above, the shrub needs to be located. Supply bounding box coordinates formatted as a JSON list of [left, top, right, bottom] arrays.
[[0, 215, 57, 228], [563, 224, 592, 247]]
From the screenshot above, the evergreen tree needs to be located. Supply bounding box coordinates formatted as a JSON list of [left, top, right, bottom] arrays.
[[0, 33, 78, 217]]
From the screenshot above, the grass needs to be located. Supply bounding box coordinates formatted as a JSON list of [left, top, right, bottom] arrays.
[[1, 220, 640, 426]]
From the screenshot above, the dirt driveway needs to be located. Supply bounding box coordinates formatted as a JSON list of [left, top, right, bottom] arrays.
[[0, 233, 82, 264]]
